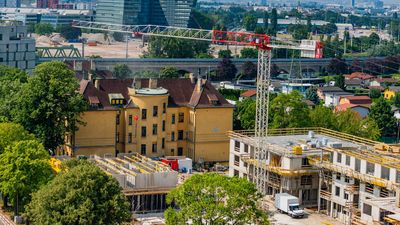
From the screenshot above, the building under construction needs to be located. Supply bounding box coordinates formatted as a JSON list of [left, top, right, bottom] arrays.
[[229, 128, 400, 225], [91, 153, 178, 213]]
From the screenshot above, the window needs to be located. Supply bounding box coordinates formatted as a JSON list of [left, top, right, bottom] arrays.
[[365, 183, 374, 194], [171, 149, 175, 155], [171, 132, 175, 141], [128, 133, 132, 143], [141, 126, 146, 137], [163, 102, 166, 113], [116, 132, 119, 143], [178, 147, 183, 156], [381, 166, 390, 180], [302, 158, 311, 167], [397, 170, 400, 183], [116, 114, 120, 125], [153, 106, 158, 117], [355, 159, 361, 172], [363, 204, 372, 216], [300, 175, 312, 185], [178, 130, 184, 140], [337, 153, 342, 163], [235, 141, 240, 150], [344, 193, 349, 200], [142, 109, 147, 120], [367, 162, 375, 175], [162, 138, 165, 149], [336, 173, 341, 180], [244, 144, 249, 153], [345, 176, 350, 183], [152, 124, 158, 135], [162, 120, 165, 131], [152, 143, 157, 153], [346, 155, 350, 166], [141, 144, 146, 155], [0, 34, 2, 41], [335, 186, 340, 196], [178, 113, 184, 123], [129, 115, 133, 125], [172, 114, 175, 124]]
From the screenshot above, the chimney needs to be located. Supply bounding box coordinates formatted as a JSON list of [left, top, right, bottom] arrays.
[[196, 78, 203, 92], [94, 79, 100, 90], [189, 73, 196, 84], [149, 78, 157, 89], [135, 78, 142, 89]]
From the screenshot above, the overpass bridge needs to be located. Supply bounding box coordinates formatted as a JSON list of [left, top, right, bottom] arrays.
[[38, 57, 342, 76]]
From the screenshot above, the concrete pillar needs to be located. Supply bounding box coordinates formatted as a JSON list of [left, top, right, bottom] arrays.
[[396, 188, 400, 208], [317, 172, 322, 212]]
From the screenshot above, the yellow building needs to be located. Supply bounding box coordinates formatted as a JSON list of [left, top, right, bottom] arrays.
[[384, 87, 400, 99], [63, 78, 234, 162]]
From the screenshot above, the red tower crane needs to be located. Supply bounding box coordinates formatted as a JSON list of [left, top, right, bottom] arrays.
[[72, 20, 323, 194]]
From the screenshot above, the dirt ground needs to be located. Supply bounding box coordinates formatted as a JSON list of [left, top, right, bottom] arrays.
[[35, 35, 254, 59]]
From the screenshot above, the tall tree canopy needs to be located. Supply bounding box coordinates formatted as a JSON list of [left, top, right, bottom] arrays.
[[113, 64, 132, 79], [160, 66, 179, 78], [0, 140, 53, 215], [145, 37, 210, 58], [26, 162, 131, 225], [215, 58, 238, 81], [165, 173, 268, 225], [12, 62, 88, 152], [0, 123, 34, 154], [369, 97, 397, 137]]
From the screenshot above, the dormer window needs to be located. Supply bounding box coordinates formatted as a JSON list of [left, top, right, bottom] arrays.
[[108, 93, 125, 106], [88, 96, 100, 108]]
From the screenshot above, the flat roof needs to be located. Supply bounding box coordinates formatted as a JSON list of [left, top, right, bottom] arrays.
[[135, 88, 168, 96]]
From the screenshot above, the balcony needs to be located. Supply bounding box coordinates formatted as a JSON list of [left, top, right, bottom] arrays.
[[320, 190, 332, 200]]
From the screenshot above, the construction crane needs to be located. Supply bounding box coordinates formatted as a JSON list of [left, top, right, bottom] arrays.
[[72, 20, 323, 194]]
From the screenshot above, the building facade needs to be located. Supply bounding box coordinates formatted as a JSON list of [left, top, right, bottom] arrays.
[[229, 128, 400, 225], [96, 0, 193, 27], [0, 0, 21, 7], [62, 77, 233, 162], [0, 21, 35, 72]]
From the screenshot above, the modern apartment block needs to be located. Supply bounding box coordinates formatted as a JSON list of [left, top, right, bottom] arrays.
[[62, 77, 233, 162], [96, 0, 193, 27], [0, 21, 35, 72], [229, 128, 400, 225], [0, 0, 21, 7]]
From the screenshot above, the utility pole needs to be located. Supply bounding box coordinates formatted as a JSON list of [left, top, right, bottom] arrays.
[[125, 34, 129, 59]]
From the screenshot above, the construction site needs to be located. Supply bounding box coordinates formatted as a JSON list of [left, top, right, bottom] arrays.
[[229, 127, 400, 225], [91, 153, 178, 213]]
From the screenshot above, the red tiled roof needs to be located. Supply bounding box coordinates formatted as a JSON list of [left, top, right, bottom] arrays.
[[80, 78, 233, 110], [344, 72, 375, 80], [335, 103, 359, 111], [240, 90, 257, 97], [88, 96, 100, 104], [340, 96, 372, 105]]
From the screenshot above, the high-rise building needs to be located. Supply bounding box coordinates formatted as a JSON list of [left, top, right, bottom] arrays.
[[96, 0, 193, 27], [351, 0, 355, 7], [0, 0, 21, 7], [260, 0, 267, 6], [0, 21, 36, 73]]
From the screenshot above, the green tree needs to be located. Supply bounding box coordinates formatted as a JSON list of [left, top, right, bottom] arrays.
[[243, 14, 257, 31], [369, 89, 381, 99], [270, 8, 278, 35], [270, 91, 311, 128], [240, 48, 258, 58], [218, 49, 232, 58], [369, 97, 397, 136], [58, 25, 82, 40], [165, 173, 268, 225], [335, 74, 345, 89], [134, 70, 159, 78], [310, 106, 334, 128], [112, 32, 125, 42], [394, 92, 400, 107], [145, 37, 209, 58], [34, 23, 54, 35], [369, 33, 380, 46], [215, 58, 237, 80], [26, 163, 131, 225], [0, 140, 53, 215], [160, 67, 179, 78], [240, 61, 257, 79], [254, 26, 265, 34], [0, 65, 28, 120], [113, 64, 131, 79], [12, 62, 88, 152], [305, 88, 320, 104], [0, 123, 35, 154], [235, 98, 256, 130]]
